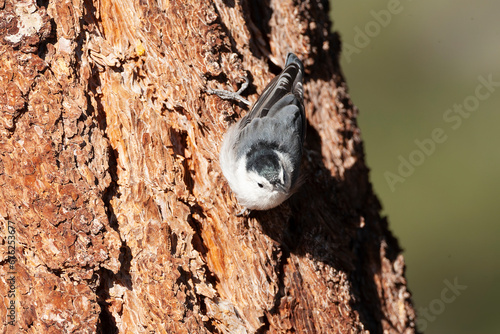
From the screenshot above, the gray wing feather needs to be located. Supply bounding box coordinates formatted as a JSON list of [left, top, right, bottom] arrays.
[[236, 53, 306, 150]]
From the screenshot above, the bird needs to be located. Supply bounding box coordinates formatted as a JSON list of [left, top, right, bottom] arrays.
[[216, 53, 306, 211]]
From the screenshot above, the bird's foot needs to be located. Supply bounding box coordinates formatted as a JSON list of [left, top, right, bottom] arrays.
[[206, 77, 251, 106], [236, 207, 251, 217]]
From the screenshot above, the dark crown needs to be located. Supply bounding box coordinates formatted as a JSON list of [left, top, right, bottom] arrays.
[[246, 147, 282, 183]]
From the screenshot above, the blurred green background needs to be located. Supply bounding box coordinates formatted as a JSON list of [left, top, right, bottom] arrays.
[[330, 1, 500, 333]]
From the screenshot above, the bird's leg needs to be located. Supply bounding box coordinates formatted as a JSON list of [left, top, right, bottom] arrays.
[[206, 77, 251, 106], [236, 207, 251, 217]]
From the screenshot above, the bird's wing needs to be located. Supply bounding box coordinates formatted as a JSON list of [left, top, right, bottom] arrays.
[[238, 53, 306, 143]]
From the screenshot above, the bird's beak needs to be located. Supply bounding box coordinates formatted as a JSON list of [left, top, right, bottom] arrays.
[[273, 182, 286, 193]]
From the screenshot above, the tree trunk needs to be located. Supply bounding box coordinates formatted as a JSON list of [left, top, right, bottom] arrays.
[[0, 0, 417, 333]]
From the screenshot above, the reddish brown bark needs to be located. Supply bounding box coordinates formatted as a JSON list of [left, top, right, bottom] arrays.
[[0, 0, 417, 333]]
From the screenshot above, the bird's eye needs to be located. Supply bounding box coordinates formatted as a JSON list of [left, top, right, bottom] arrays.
[[257, 183, 263, 188]]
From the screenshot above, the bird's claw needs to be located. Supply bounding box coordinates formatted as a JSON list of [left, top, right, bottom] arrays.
[[206, 77, 251, 106]]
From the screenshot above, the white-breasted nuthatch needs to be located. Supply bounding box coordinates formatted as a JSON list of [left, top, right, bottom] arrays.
[[217, 53, 305, 211]]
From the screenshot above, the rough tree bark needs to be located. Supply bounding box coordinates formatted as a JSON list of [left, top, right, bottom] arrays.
[[0, 0, 417, 333]]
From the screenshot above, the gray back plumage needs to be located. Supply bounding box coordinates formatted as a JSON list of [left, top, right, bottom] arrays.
[[234, 53, 306, 184], [239, 53, 305, 137]]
